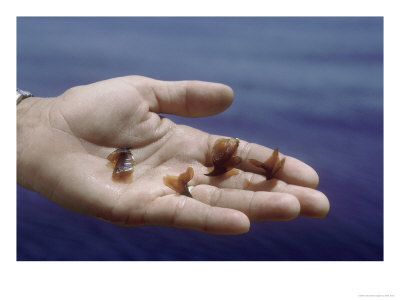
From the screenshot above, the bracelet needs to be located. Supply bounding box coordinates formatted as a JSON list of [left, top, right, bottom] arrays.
[[16, 88, 34, 105]]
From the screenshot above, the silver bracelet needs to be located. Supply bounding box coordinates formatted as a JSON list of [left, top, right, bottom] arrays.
[[16, 88, 34, 105]]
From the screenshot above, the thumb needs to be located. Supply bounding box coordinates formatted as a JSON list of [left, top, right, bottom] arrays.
[[138, 77, 234, 117]]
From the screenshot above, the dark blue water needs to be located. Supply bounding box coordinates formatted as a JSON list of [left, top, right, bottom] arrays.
[[17, 17, 383, 260]]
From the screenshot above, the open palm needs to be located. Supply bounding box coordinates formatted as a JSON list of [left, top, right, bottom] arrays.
[[17, 76, 329, 234]]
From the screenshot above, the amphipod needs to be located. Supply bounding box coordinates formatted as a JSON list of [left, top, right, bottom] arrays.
[[107, 147, 135, 181], [205, 137, 242, 176], [163, 167, 194, 197], [249, 147, 285, 180]]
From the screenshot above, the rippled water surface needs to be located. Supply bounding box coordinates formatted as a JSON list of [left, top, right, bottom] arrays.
[[17, 17, 383, 260]]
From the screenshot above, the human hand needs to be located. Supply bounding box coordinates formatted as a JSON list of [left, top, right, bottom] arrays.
[[17, 76, 329, 234]]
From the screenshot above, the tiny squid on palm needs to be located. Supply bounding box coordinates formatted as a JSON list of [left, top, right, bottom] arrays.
[[249, 147, 285, 180], [163, 167, 194, 197], [205, 137, 242, 176]]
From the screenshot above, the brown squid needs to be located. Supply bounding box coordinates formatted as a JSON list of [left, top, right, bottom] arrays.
[[163, 167, 194, 197], [205, 137, 242, 176], [249, 147, 285, 180], [107, 147, 135, 181]]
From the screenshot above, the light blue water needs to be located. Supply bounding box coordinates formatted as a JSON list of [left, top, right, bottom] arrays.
[[17, 17, 383, 260]]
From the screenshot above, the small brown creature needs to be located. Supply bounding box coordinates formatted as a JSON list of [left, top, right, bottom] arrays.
[[107, 147, 135, 181], [205, 137, 242, 176], [249, 147, 285, 180], [163, 167, 194, 197]]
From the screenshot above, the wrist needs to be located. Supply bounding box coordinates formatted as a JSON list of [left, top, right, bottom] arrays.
[[16, 88, 34, 104]]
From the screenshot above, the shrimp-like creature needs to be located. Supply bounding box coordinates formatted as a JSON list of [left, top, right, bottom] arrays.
[[107, 147, 135, 181]]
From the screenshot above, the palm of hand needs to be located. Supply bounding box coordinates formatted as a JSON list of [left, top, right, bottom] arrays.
[[25, 76, 329, 234]]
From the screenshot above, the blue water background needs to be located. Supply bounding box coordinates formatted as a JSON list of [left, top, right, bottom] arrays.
[[17, 17, 383, 261]]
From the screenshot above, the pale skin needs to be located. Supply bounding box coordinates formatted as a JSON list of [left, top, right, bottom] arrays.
[[17, 75, 329, 234]]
